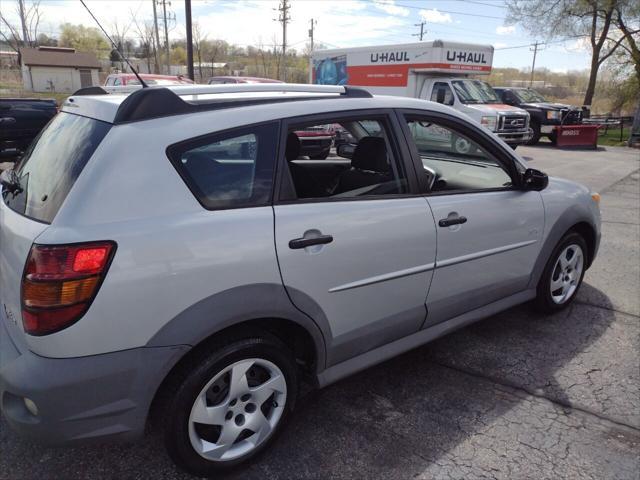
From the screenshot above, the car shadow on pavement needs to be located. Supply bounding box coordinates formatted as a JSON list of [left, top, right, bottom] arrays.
[[1, 285, 634, 480]]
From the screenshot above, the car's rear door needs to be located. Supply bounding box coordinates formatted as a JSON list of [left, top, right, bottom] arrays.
[[273, 110, 437, 366], [398, 110, 544, 327]]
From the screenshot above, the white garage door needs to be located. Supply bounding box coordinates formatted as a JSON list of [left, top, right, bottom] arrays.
[[32, 68, 75, 93]]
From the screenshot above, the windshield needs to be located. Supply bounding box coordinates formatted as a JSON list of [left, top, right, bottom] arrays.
[[2, 113, 111, 223], [514, 89, 547, 103], [451, 79, 501, 104]]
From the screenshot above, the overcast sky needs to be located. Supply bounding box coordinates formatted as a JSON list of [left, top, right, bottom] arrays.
[[2, 0, 592, 72]]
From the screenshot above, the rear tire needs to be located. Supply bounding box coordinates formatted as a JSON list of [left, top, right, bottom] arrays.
[[163, 335, 298, 476], [534, 232, 587, 313]]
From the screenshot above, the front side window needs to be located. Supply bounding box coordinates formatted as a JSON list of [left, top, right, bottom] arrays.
[[282, 117, 408, 200], [451, 79, 500, 104], [406, 117, 512, 192], [430, 82, 454, 106], [514, 89, 547, 103], [168, 122, 278, 210]]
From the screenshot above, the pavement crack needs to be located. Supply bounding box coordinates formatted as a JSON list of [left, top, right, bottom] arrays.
[[430, 360, 640, 433], [573, 300, 640, 319], [600, 220, 640, 226]]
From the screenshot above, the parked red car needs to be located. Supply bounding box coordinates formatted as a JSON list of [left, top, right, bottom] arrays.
[[104, 73, 194, 87], [207, 76, 283, 84]]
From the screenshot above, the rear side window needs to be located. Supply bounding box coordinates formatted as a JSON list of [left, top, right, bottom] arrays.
[[2, 113, 111, 223], [167, 122, 278, 210]]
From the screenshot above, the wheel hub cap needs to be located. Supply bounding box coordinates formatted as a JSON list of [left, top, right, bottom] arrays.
[[188, 358, 287, 461], [550, 244, 584, 304]]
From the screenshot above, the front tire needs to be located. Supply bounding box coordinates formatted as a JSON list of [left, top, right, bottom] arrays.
[[527, 121, 541, 145], [534, 232, 587, 313], [163, 335, 298, 476]]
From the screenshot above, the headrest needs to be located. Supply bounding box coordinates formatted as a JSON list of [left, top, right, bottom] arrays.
[[285, 132, 300, 162], [351, 136, 389, 172]]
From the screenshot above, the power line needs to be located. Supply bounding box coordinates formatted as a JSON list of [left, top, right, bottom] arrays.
[[366, 0, 505, 19], [442, 0, 508, 8], [495, 38, 582, 50]]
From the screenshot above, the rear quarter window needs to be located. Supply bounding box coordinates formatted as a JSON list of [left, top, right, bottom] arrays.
[[167, 122, 278, 210], [2, 112, 111, 223]]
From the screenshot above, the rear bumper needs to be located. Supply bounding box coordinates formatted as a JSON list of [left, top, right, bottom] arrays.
[[0, 320, 187, 446]]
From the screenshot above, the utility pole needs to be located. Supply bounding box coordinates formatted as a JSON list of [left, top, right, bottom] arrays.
[[18, 0, 29, 46], [529, 41, 540, 88], [152, 0, 162, 73], [308, 18, 316, 52], [308, 18, 317, 84], [275, 0, 290, 82], [161, 0, 171, 74], [413, 21, 426, 41], [185, 0, 194, 80]]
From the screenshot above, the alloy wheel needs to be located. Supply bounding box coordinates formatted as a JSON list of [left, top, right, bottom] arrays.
[[550, 243, 584, 304], [188, 358, 287, 462]]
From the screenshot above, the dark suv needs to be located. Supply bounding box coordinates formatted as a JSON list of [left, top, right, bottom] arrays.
[[494, 87, 582, 145]]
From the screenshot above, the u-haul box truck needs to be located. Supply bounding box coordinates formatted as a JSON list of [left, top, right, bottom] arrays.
[[312, 40, 532, 147]]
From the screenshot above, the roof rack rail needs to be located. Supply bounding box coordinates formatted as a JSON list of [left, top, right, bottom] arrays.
[[112, 83, 373, 124]]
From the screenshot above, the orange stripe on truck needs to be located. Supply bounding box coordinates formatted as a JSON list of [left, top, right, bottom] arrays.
[[346, 63, 491, 87]]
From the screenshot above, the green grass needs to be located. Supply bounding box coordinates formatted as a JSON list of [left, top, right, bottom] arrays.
[[598, 127, 631, 147], [1, 82, 70, 105]]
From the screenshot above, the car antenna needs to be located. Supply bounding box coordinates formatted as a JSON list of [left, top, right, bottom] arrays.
[[79, 0, 149, 88]]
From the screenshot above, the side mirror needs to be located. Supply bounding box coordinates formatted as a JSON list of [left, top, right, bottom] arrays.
[[436, 88, 446, 104], [522, 168, 548, 191], [337, 143, 355, 159]]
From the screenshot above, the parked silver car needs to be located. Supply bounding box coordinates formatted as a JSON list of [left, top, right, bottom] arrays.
[[0, 84, 600, 476]]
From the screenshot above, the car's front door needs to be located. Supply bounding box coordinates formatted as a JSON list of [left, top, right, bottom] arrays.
[[274, 112, 437, 366], [400, 111, 545, 327]]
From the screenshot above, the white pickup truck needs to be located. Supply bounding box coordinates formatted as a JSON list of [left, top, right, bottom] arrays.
[[312, 40, 532, 149]]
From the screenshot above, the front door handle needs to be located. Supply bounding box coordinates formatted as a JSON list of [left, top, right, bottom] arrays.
[[438, 216, 467, 227], [289, 234, 334, 249]]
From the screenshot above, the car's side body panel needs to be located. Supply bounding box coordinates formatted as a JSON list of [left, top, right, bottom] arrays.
[[425, 189, 544, 326], [275, 198, 437, 367], [529, 177, 601, 287], [30, 207, 281, 358]]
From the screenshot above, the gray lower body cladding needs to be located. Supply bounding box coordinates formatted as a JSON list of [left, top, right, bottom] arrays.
[[0, 320, 188, 445]]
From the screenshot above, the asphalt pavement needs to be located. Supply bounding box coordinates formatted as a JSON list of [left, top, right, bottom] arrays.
[[1, 144, 639, 480]]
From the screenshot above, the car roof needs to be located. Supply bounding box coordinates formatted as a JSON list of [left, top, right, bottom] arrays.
[[61, 83, 470, 126]]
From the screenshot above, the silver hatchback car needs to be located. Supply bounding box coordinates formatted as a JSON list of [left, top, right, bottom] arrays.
[[0, 84, 600, 476]]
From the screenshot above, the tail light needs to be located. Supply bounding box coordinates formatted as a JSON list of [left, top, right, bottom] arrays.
[[21, 242, 116, 336]]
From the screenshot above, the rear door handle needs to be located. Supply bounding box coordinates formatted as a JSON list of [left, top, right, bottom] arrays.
[[289, 235, 333, 249], [438, 216, 467, 227]]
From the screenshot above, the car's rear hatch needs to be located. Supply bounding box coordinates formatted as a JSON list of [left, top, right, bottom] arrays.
[[0, 112, 111, 348]]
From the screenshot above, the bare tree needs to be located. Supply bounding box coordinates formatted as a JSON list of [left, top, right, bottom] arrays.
[[0, 0, 42, 52], [110, 19, 132, 71], [505, 0, 632, 108], [192, 21, 207, 80], [131, 8, 159, 74]]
